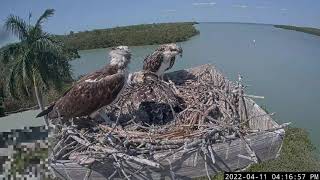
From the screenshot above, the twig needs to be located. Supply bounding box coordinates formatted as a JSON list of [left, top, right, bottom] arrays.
[[107, 170, 118, 180], [243, 94, 265, 99], [166, 159, 176, 180], [202, 152, 212, 180], [83, 168, 92, 180], [208, 145, 216, 164], [112, 154, 131, 180]]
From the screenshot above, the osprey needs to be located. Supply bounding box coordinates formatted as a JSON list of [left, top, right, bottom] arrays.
[[106, 71, 185, 126], [143, 43, 183, 79], [36, 46, 132, 120]]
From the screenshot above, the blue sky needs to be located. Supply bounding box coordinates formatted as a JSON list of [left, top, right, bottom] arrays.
[[1, 0, 320, 45]]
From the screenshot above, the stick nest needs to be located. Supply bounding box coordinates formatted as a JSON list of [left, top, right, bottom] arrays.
[[50, 65, 260, 177]]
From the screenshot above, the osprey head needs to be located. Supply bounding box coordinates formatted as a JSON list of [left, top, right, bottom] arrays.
[[156, 43, 183, 57], [127, 71, 159, 87], [109, 46, 132, 69], [127, 71, 158, 87]]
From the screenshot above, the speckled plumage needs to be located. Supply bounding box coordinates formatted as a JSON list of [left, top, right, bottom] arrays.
[[143, 44, 183, 76], [36, 46, 131, 119]]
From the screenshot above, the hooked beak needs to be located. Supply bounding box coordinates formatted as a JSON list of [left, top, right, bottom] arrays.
[[127, 73, 135, 87], [178, 47, 183, 57]]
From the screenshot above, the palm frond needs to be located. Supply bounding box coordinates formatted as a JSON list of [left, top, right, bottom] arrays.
[[35, 52, 67, 90], [22, 55, 34, 95], [35, 9, 55, 29], [5, 15, 28, 40], [0, 43, 25, 64], [34, 35, 64, 56], [28, 12, 32, 25], [3, 8, 77, 101], [8, 67, 19, 99], [8, 57, 31, 99]]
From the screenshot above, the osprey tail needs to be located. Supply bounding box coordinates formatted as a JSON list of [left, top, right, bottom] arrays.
[[36, 104, 54, 118]]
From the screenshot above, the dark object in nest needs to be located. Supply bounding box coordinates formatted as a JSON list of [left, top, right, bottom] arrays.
[[105, 73, 186, 126], [106, 100, 184, 127], [136, 101, 183, 125], [73, 118, 99, 129]]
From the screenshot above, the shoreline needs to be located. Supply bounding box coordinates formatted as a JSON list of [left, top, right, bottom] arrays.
[[274, 25, 320, 36], [0, 22, 199, 114], [55, 22, 200, 50]]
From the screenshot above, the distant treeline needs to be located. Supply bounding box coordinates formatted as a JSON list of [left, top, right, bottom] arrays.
[[274, 25, 320, 36], [0, 22, 199, 113], [55, 22, 199, 50], [0, 84, 4, 117]]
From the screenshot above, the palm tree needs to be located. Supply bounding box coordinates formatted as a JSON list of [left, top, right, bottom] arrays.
[[0, 82, 4, 117], [1, 9, 78, 126]]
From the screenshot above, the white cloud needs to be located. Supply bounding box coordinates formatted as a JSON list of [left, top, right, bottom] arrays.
[[233, 5, 248, 8], [280, 8, 288, 11], [256, 6, 268, 9], [162, 9, 177, 13], [192, 2, 216, 6]]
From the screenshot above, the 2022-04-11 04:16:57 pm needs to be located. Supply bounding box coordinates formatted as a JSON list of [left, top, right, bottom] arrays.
[[224, 172, 320, 180]]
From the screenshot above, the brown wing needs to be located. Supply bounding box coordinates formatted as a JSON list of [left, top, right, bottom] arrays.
[[77, 64, 118, 84], [143, 51, 163, 73], [51, 73, 125, 119], [40, 64, 119, 118]]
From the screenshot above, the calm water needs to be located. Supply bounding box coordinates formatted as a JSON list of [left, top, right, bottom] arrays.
[[2, 23, 320, 147]]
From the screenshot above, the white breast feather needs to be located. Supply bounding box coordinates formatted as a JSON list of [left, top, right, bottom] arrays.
[[85, 78, 98, 83], [156, 53, 171, 75]]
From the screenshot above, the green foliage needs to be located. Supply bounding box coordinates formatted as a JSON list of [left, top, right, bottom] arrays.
[[0, 22, 196, 112], [9, 147, 48, 178], [0, 108, 4, 117], [196, 127, 320, 180], [0, 83, 4, 117], [55, 22, 199, 50], [46, 81, 73, 103], [5, 128, 319, 179], [0, 9, 79, 100], [274, 25, 320, 36], [246, 127, 320, 172]]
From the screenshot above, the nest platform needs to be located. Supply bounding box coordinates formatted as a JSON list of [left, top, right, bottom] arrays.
[[50, 64, 287, 179]]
